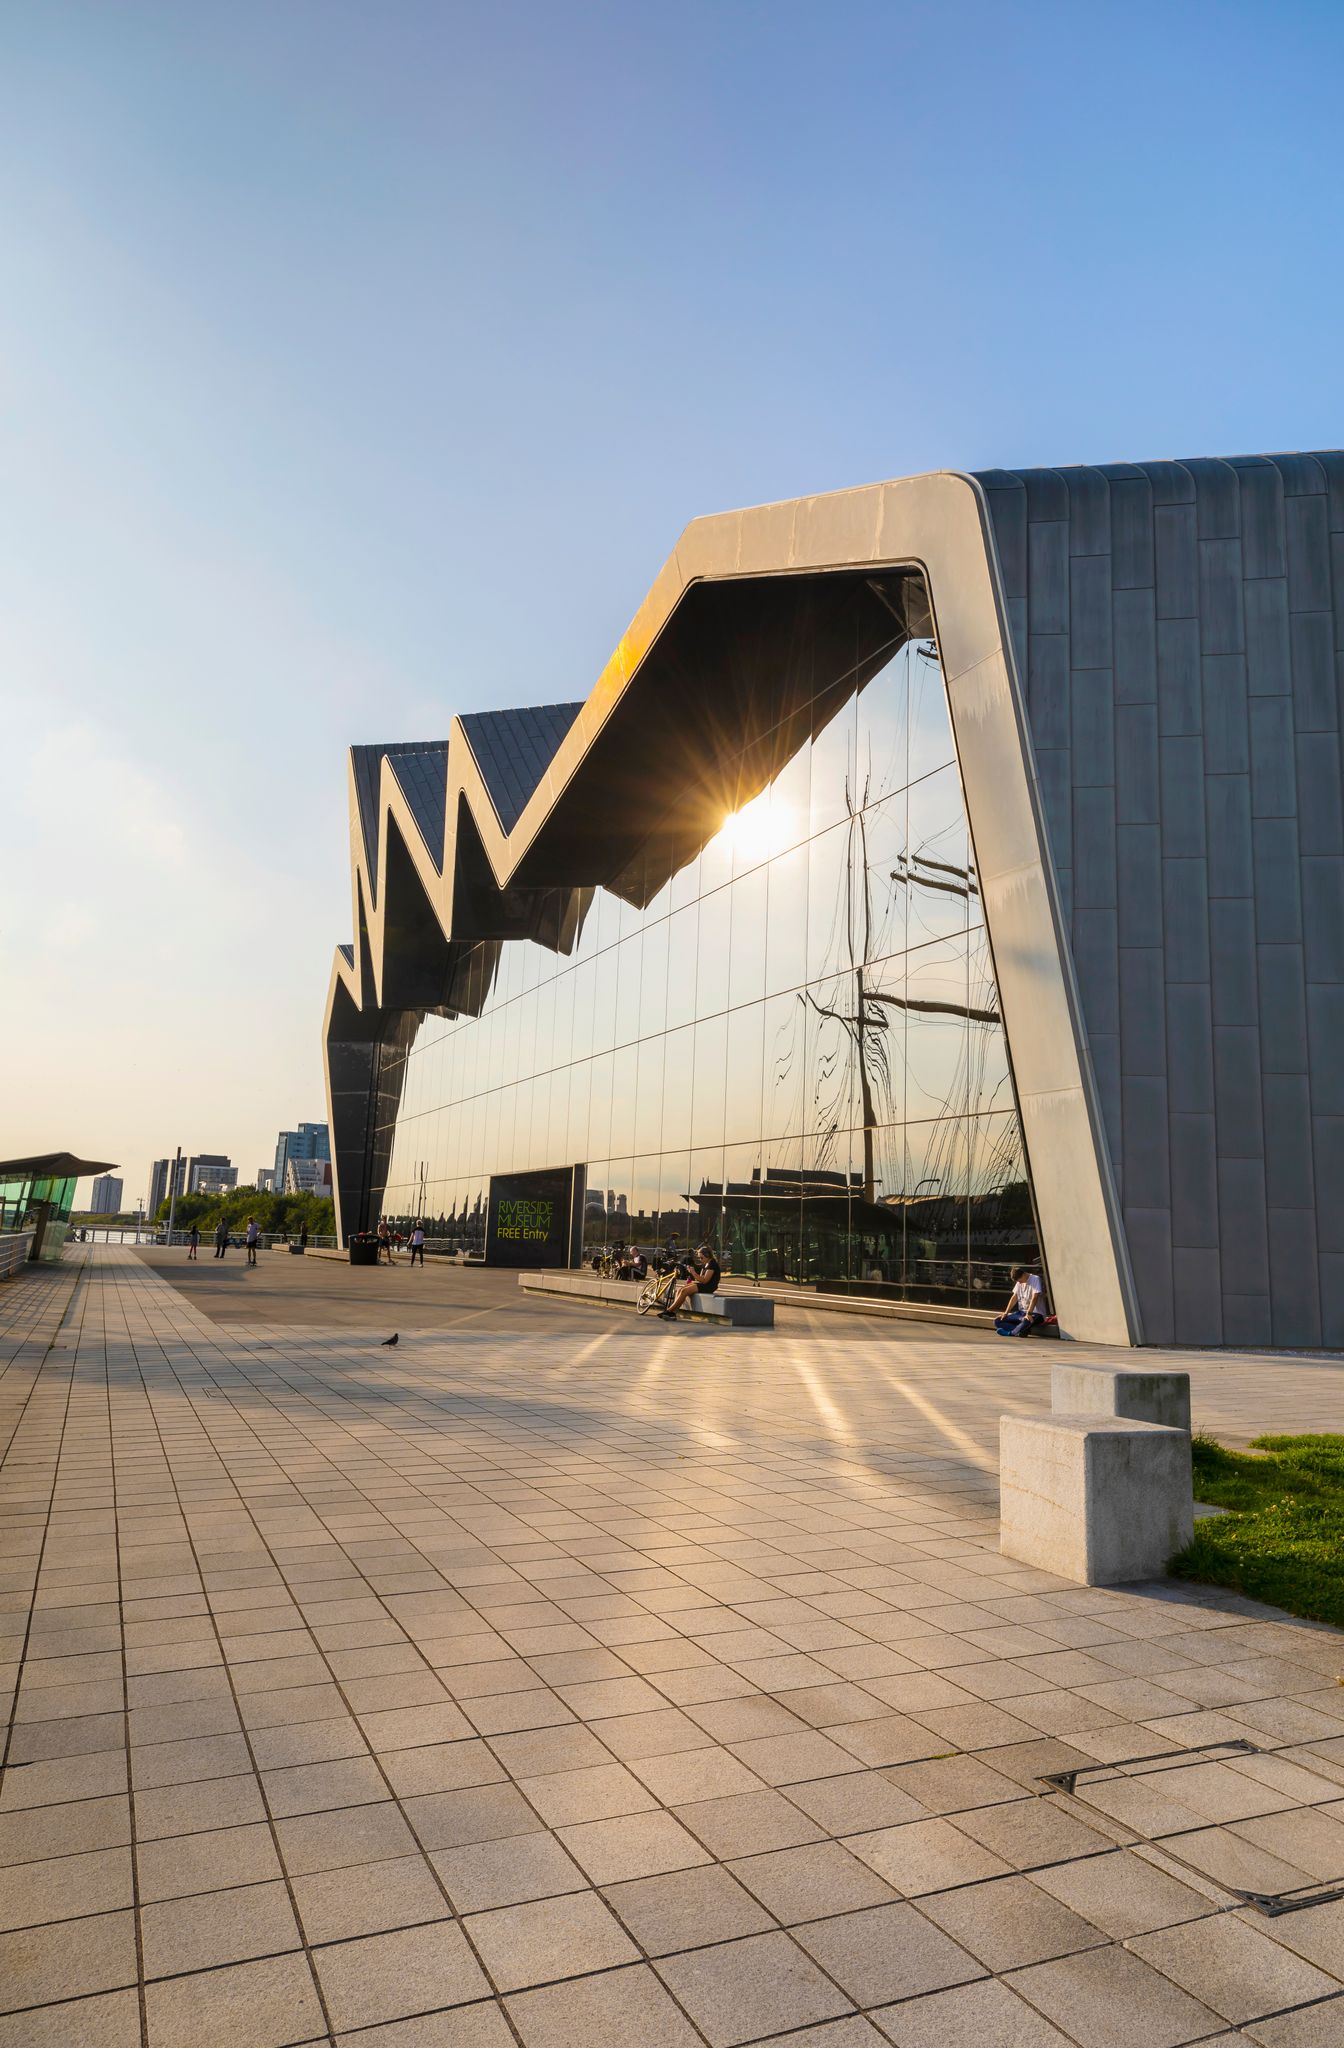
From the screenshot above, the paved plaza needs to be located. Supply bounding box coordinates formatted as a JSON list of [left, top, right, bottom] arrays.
[[2, 1248, 1343, 2046]]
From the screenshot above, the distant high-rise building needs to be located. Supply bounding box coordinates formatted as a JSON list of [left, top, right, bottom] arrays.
[[274, 1123, 329, 1192], [89, 1175, 123, 1215], [284, 1157, 332, 1196], [148, 1157, 187, 1214], [256, 1168, 276, 1193], [186, 1154, 237, 1195]]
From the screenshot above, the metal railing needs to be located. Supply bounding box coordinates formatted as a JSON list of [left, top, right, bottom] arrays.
[[0, 1233, 34, 1281]]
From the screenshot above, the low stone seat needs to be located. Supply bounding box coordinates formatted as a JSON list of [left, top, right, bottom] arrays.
[[1051, 1362, 1191, 1432], [999, 1413, 1193, 1585], [518, 1271, 774, 1326], [675, 1291, 773, 1326]]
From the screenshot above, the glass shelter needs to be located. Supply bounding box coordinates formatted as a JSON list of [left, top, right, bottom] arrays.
[[0, 1152, 118, 1263]]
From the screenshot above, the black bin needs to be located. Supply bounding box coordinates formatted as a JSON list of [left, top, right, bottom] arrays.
[[348, 1235, 380, 1266]]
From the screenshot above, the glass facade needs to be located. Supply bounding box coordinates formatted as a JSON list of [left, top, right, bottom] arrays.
[[376, 591, 1041, 1307]]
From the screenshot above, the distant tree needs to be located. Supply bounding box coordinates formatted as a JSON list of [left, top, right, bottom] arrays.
[[154, 1189, 334, 1236]]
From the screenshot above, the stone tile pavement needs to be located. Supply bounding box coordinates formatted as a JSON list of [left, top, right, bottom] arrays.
[[2, 1245, 1343, 2046]]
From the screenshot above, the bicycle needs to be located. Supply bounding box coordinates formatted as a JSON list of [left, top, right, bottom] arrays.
[[636, 1257, 688, 1317]]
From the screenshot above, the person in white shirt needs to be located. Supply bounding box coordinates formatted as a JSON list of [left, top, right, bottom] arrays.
[[996, 1265, 1044, 1338], [408, 1222, 426, 1268]]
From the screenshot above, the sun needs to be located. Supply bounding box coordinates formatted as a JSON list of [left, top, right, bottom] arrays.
[[717, 786, 796, 868]]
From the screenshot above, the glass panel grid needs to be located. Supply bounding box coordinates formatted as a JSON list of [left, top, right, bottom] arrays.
[[377, 609, 1039, 1306]]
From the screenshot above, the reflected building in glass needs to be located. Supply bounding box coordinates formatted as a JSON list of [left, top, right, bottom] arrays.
[[324, 458, 1344, 1349]]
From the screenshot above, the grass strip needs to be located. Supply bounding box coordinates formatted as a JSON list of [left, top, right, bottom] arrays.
[[1170, 1432, 1344, 1630]]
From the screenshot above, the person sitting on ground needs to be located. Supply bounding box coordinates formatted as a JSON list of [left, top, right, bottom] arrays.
[[995, 1264, 1045, 1337], [660, 1240, 721, 1319], [626, 1244, 647, 1280]]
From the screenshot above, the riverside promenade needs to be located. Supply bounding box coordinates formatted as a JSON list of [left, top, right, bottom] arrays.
[[2, 1245, 1343, 2046]]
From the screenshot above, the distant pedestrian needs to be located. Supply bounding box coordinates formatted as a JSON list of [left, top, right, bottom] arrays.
[[299, 1221, 309, 1252], [376, 1218, 394, 1265], [187, 1224, 199, 1262], [408, 1221, 425, 1267], [245, 1216, 259, 1265], [213, 1220, 228, 1260]]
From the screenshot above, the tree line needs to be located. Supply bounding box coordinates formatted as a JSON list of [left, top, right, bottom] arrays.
[[152, 1188, 336, 1235]]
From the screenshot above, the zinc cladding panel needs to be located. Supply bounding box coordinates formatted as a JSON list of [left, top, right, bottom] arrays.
[[976, 454, 1344, 1347], [387, 745, 451, 867], [458, 703, 584, 834]]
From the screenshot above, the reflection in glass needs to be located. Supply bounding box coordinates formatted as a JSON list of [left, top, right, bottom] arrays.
[[762, 991, 807, 1141], [906, 766, 971, 949], [659, 1025, 694, 1155], [765, 844, 808, 998], [855, 645, 909, 809], [609, 1045, 639, 1164], [727, 865, 768, 1010], [639, 920, 670, 1041], [695, 888, 731, 1020], [634, 1037, 664, 1157], [375, 579, 1039, 1309], [691, 1015, 728, 1150], [905, 937, 970, 1124], [723, 1003, 765, 1146], [665, 902, 699, 1031]]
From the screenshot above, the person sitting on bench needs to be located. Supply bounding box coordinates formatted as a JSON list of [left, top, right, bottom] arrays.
[[660, 1241, 721, 1319]]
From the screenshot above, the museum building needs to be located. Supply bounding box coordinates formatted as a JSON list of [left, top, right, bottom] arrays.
[[324, 454, 1344, 1350]]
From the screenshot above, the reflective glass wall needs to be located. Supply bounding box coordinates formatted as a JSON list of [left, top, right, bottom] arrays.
[[378, 605, 1041, 1307]]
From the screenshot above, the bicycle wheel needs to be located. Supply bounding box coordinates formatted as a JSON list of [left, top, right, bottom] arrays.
[[635, 1282, 659, 1317]]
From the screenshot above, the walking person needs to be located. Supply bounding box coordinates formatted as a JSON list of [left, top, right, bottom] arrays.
[[187, 1223, 200, 1262], [995, 1264, 1045, 1338], [299, 1220, 309, 1253], [245, 1216, 260, 1266], [408, 1221, 425, 1267], [376, 1218, 394, 1265], [213, 1219, 229, 1260]]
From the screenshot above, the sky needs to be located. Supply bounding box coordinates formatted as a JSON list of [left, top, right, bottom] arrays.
[[1, 0, 1340, 1209]]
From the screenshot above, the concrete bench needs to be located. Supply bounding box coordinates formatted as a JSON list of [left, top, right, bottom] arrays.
[[1050, 1362, 1191, 1432], [519, 1271, 773, 1327], [999, 1414, 1193, 1585]]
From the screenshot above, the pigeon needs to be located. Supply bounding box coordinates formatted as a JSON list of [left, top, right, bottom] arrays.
[[381, 1332, 399, 1347]]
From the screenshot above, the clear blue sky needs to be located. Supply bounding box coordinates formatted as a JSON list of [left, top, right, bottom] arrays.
[[1, 0, 1340, 1205]]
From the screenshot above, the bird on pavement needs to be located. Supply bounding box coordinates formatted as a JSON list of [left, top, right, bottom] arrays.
[[381, 1332, 399, 1347]]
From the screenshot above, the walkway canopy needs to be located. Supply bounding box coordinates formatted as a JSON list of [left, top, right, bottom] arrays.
[[0, 1153, 119, 1262]]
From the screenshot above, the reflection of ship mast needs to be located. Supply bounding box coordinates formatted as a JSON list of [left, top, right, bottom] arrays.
[[805, 642, 1001, 1204]]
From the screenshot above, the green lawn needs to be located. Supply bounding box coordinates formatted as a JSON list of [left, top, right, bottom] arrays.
[[1170, 1432, 1344, 1630]]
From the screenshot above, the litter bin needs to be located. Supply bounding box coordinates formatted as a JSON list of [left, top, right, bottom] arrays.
[[348, 1234, 380, 1266]]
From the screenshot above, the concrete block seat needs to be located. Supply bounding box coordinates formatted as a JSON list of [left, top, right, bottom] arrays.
[[1051, 1361, 1191, 1431], [999, 1413, 1194, 1586], [519, 1270, 773, 1326]]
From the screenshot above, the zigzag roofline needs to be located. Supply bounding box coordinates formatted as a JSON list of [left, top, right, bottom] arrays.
[[324, 468, 989, 1042]]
